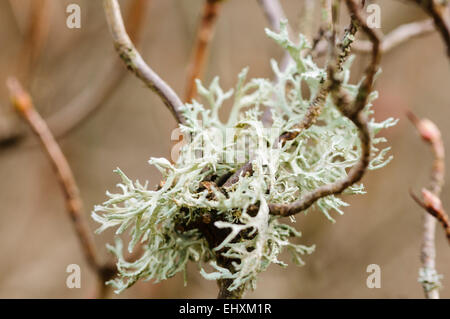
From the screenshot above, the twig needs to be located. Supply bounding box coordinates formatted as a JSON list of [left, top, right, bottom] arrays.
[[47, 0, 150, 138], [408, 111, 448, 298], [6, 78, 115, 298], [17, 0, 50, 86], [268, 0, 381, 217], [0, 0, 150, 146], [223, 6, 360, 189], [352, 19, 435, 54], [103, 0, 186, 124], [410, 0, 450, 58], [185, 0, 223, 102], [257, 0, 295, 73]]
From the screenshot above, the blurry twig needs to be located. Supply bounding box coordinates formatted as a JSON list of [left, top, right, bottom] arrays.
[[18, 0, 50, 86], [352, 19, 435, 54], [0, 0, 150, 146], [47, 0, 150, 138], [257, 0, 294, 72], [410, 0, 450, 58], [185, 0, 223, 102], [103, 0, 186, 124], [408, 111, 449, 298], [6, 78, 116, 298]]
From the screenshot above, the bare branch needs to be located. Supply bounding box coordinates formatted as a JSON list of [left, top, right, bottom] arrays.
[[257, 0, 295, 71], [185, 0, 223, 102], [6, 77, 115, 297], [0, 0, 150, 145], [408, 111, 448, 298], [410, 0, 450, 58], [224, 8, 360, 189], [103, 0, 186, 124], [268, 0, 381, 217], [17, 0, 50, 86], [352, 19, 435, 54]]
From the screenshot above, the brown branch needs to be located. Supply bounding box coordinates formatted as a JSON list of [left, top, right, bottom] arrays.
[[223, 7, 360, 189], [410, 0, 450, 58], [352, 19, 435, 54], [185, 0, 223, 102], [103, 0, 186, 125], [0, 0, 150, 146], [17, 0, 50, 86], [268, 0, 381, 217], [46, 0, 150, 138], [6, 78, 115, 298], [408, 111, 448, 298], [257, 0, 295, 73]]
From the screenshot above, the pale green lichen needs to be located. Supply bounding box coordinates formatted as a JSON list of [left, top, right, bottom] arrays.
[[92, 21, 397, 294]]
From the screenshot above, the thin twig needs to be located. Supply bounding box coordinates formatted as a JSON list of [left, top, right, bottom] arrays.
[[185, 0, 223, 102], [6, 78, 115, 298], [408, 111, 448, 298], [268, 0, 381, 217], [257, 0, 295, 72], [223, 5, 360, 189], [103, 0, 186, 124], [18, 0, 50, 86], [410, 0, 450, 58], [47, 0, 150, 138], [0, 0, 150, 146], [352, 19, 435, 54]]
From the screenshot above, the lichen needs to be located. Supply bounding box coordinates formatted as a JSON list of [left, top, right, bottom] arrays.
[[92, 21, 397, 294]]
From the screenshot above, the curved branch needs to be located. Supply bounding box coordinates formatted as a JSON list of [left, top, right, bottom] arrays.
[[0, 0, 150, 146], [185, 0, 223, 102], [352, 19, 435, 54], [257, 0, 295, 72], [103, 0, 186, 124], [223, 10, 360, 189], [408, 111, 449, 298], [6, 78, 116, 297], [268, 0, 381, 217], [410, 0, 450, 58]]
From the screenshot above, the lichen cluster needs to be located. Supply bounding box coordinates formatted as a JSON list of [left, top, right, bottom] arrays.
[[92, 22, 396, 294]]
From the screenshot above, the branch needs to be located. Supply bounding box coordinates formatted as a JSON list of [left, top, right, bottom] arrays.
[[257, 0, 295, 71], [103, 0, 186, 124], [185, 0, 223, 102], [408, 111, 448, 298], [0, 0, 150, 145], [268, 0, 381, 217], [47, 0, 150, 138], [352, 19, 435, 54], [17, 0, 50, 86], [410, 0, 450, 58], [6, 78, 115, 297], [223, 6, 360, 189]]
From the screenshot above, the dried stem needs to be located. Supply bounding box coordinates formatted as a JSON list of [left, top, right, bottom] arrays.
[[408, 111, 449, 298], [268, 0, 381, 217], [0, 0, 150, 145], [185, 0, 223, 102], [217, 279, 245, 299], [47, 0, 150, 138], [352, 19, 435, 54], [6, 78, 115, 298], [18, 0, 50, 86], [103, 0, 186, 124], [410, 0, 450, 58], [257, 0, 295, 72]]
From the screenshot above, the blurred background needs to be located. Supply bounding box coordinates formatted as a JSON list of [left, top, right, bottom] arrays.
[[0, 0, 449, 298]]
